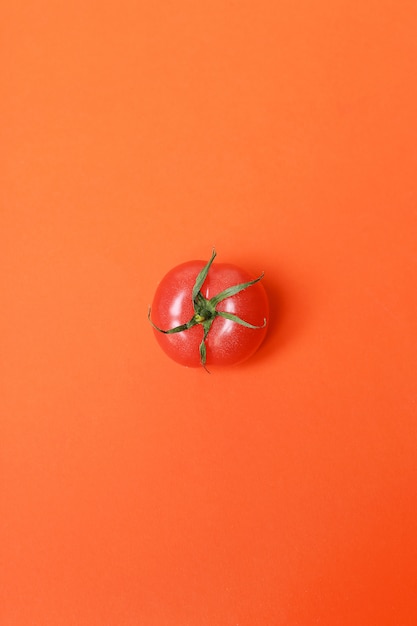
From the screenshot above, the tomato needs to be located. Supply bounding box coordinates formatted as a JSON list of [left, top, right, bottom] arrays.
[[148, 250, 269, 368]]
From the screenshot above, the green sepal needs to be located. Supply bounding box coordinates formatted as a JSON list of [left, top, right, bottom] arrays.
[[209, 272, 265, 307], [192, 248, 217, 303], [148, 307, 198, 334], [217, 310, 267, 329], [198, 322, 213, 373]]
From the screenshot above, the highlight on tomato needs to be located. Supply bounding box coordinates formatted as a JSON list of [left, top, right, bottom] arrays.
[[148, 250, 269, 370]]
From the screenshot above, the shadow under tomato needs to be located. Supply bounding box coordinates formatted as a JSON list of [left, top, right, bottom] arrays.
[[237, 271, 310, 368]]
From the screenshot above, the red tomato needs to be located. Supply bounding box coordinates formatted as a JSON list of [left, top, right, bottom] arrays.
[[148, 251, 269, 368]]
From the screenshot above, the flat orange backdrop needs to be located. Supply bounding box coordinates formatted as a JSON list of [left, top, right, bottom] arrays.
[[1, 2, 417, 625]]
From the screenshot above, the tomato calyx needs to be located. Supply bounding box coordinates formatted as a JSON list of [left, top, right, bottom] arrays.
[[148, 249, 266, 370]]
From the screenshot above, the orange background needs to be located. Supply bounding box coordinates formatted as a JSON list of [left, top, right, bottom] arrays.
[[1, 2, 417, 625]]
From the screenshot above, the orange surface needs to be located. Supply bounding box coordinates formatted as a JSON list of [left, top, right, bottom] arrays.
[[1, 2, 417, 625]]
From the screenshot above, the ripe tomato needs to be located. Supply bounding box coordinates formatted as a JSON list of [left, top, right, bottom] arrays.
[[148, 250, 269, 368]]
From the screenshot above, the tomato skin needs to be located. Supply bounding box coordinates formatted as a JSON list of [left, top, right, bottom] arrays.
[[151, 260, 269, 367]]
